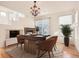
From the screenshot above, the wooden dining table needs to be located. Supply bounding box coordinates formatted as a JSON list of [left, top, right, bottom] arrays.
[[24, 35, 49, 55]]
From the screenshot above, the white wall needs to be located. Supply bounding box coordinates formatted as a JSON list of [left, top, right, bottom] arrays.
[[0, 6, 35, 48], [74, 10, 79, 52]]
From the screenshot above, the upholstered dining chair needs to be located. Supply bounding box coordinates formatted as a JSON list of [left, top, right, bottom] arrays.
[[37, 36, 58, 58], [17, 35, 25, 48]]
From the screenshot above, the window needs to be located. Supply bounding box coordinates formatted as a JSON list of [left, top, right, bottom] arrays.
[[35, 18, 49, 35], [0, 10, 25, 25], [59, 15, 72, 25], [0, 11, 9, 24], [0, 12, 6, 16], [58, 14, 73, 38]]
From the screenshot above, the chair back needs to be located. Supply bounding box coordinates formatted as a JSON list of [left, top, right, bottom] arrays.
[[37, 36, 58, 51], [48, 36, 58, 51], [17, 35, 25, 44]]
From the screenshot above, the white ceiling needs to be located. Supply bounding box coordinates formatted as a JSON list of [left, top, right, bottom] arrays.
[[0, 1, 79, 16]]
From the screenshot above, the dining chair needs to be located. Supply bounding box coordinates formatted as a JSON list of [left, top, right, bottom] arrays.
[[17, 35, 25, 48], [37, 36, 58, 58]]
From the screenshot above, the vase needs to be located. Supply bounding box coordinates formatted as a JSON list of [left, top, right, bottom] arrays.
[[64, 37, 69, 47]]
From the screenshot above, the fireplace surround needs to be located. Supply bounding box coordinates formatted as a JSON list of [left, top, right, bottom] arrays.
[[5, 29, 23, 46]]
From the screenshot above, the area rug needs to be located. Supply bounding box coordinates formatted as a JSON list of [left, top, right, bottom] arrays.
[[5, 43, 64, 58]]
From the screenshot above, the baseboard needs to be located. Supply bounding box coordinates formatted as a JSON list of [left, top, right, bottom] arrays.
[[5, 43, 17, 48]]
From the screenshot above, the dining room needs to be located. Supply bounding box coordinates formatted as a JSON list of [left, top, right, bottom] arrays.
[[0, 1, 79, 58]]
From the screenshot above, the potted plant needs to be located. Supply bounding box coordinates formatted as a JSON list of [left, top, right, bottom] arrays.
[[61, 25, 72, 47], [36, 26, 39, 34]]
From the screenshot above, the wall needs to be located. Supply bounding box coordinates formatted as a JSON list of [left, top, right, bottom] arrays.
[[74, 10, 79, 52], [0, 6, 35, 48]]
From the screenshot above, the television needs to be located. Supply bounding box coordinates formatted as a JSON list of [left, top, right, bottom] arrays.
[[9, 30, 20, 38]]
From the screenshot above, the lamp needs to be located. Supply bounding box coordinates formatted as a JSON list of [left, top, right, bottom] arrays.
[[30, 1, 40, 16]]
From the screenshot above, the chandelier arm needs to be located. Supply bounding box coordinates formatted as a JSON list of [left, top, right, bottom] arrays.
[[30, 1, 40, 16]]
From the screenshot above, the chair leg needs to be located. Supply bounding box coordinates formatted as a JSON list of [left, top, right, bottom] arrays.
[[17, 43, 18, 47], [48, 51, 51, 58], [51, 50, 54, 57], [37, 51, 47, 58], [21, 44, 22, 48], [37, 50, 40, 58], [54, 44, 57, 51]]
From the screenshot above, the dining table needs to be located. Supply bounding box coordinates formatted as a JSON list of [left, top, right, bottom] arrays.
[[24, 34, 50, 55]]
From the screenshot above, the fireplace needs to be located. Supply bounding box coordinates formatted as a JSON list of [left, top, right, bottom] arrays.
[[9, 30, 20, 38]]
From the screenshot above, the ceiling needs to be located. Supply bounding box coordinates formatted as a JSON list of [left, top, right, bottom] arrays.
[[0, 1, 79, 16]]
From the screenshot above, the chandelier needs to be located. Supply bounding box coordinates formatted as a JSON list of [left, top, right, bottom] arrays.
[[30, 1, 40, 16]]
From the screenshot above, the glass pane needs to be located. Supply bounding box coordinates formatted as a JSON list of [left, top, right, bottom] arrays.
[[0, 12, 8, 24], [59, 15, 72, 25], [35, 19, 49, 35]]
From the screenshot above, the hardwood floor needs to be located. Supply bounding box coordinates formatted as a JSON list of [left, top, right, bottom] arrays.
[[63, 45, 79, 58], [0, 48, 12, 58], [0, 43, 79, 58]]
